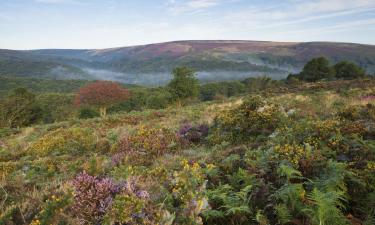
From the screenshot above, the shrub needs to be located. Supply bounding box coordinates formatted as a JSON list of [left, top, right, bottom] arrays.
[[28, 127, 96, 156], [78, 107, 99, 119], [0, 88, 42, 128], [71, 171, 120, 224], [102, 176, 155, 225], [211, 96, 284, 143], [31, 193, 72, 225], [115, 126, 176, 162], [170, 160, 209, 224], [104, 193, 146, 224], [177, 123, 209, 145]]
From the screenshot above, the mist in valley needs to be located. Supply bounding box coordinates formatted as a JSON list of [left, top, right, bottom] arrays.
[[79, 68, 288, 86]]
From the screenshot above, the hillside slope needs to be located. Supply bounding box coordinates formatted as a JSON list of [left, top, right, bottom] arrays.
[[1, 80, 375, 224], [1, 40, 375, 85]]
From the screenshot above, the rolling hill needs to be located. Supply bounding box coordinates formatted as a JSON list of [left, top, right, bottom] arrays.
[[1, 40, 375, 85]]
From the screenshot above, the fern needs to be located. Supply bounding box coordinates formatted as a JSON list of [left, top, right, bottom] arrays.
[[227, 168, 256, 190], [362, 192, 375, 225], [304, 188, 349, 225], [274, 183, 306, 213], [277, 164, 303, 182], [315, 160, 350, 193], [275, 204, 292, 224], [220, 185, 253, 216], [206, 184, 254, 223], [255, 210, 270, 225]]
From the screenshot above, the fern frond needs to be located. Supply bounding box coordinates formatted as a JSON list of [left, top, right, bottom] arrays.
[[275, 204, 292, 225], [277, 164, 303, 181], [305, 188, 349, 225]]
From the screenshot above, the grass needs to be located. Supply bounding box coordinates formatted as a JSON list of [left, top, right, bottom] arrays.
[[1, 80, 375, 225]]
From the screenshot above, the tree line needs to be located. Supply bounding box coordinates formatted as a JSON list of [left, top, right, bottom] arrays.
[[287, 57, 368, 82]]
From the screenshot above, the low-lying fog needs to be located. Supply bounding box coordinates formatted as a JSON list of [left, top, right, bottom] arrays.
[[81, 68, 289, 86]]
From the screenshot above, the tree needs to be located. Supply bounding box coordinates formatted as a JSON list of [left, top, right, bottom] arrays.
[[74, 81, 130, 117], [167, 67, 199, 105], [200, 83, 220, 101], [299, 57, 334, 82], [334, 61, 365, 79], [0, 88, 41, 128]]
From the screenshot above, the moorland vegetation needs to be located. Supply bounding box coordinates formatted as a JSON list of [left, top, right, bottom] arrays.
[[0, 58, 375, 225]]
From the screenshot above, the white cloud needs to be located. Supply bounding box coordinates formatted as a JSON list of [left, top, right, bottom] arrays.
[[167, 0, 227, 14]]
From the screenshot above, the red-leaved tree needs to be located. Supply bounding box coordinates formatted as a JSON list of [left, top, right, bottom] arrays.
[[75, 81, 130, 117]]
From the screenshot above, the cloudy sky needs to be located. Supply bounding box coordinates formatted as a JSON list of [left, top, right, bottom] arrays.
[[1, 0, 375, 49]]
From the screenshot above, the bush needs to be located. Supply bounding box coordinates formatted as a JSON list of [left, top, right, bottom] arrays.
[[28, 127, 96, 156], [71, 171, 120, 224], [170, 160, 209, 224], [115, 126, 177, 163], [78, 107, 99, 119], [131, 126, 176, 156], [177, 123, 209, 145], [210, 96, 285, 143], [334, 61, 365, 79]]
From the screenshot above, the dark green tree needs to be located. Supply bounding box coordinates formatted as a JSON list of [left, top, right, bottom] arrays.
[[334, 61, 365, 79], [0, 88, 41, 128], [200, 83, 220, 101], [299, 57, 334, 82], [167, 67, 199, 105]]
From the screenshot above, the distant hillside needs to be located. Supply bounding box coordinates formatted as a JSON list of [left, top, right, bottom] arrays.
[[0, 76, 139, 96], [1, 40, 375, 85]]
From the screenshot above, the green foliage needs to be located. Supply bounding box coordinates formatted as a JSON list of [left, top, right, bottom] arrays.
[[0, 76, 88, 95], [334, 61, 366, 79], [295, 58, 368, 82], [31, 194, 72, 225], [167, 67, 200, 103], [104, 193, 146, 224], [145, 88, 172, 109], [36, 93, 75, 123], [242, 76, 280, 92], [299, 57, 334, 82], [210, 95, 284, 143], [78, 107, 100, 119], [28, 127, 96, 156], [200, 81, 246, 101], [275, 204, 292, 224], [0, 88, 42, 128], [304, 189, 349, 225]]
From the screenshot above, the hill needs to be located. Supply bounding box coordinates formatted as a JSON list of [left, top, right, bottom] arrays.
[[1, 80, 375, 224], [1, 40, 375, 85]]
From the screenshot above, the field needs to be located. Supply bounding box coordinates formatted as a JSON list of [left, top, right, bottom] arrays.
[[1, 80, 375, 225]]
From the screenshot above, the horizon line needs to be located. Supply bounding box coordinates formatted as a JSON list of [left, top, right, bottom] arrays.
[[1, 39, 374, 51]]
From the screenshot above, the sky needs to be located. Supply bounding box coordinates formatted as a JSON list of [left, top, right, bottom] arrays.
[[0, 0, 375, 49]]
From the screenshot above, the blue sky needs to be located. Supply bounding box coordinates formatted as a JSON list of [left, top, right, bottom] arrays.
[[1, 0, 375, 49]]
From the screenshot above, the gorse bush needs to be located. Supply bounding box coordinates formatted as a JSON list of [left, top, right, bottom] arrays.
[[30, 193, 72, 225], [210, 96, 285, 143], [28, 127, 96, 156], [114, 126, 177, 163], [169, 160, 209, 225]]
